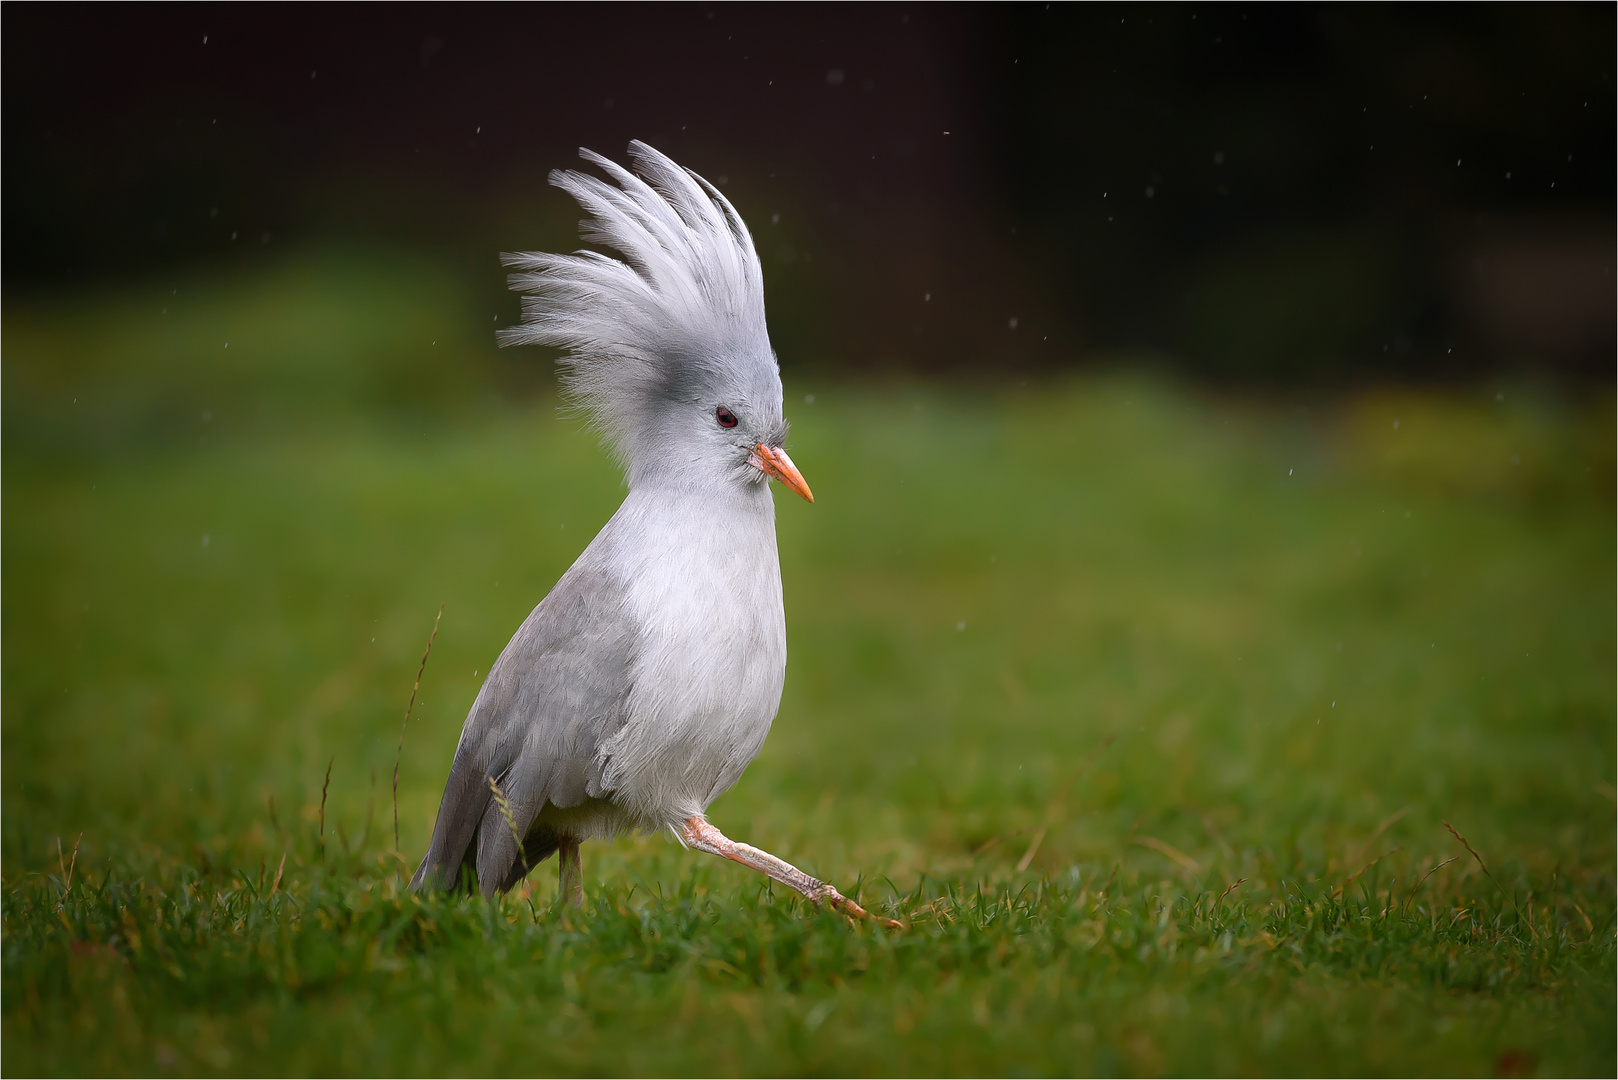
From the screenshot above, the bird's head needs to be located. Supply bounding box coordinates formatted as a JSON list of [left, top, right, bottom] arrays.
[[497, 141, 812, 504]]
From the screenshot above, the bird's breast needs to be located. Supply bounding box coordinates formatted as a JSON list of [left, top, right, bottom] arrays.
[[599, 486, 787, 818]]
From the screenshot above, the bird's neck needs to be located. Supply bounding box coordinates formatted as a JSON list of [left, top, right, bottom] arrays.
[[626, 474, 775, 518], [610, 480, 782, 603]]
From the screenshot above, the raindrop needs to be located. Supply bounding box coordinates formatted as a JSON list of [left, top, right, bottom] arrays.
[[804, 394, 815, 405], [956, 621, 966, 632], [825, 68, 845, 86], [1393, 419, 1400, 429], [1008, 316, 1019, 330], [1288, 468, 1293, 476], [1214, 151, 1224, 165], [202, 534, 211, 547], [771, 212, 780, 224], [923, 292, 931, 302], [1145, 185, 1154, 198]]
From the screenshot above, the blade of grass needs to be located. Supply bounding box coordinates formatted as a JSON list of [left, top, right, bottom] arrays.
[[395, 603, 444, 855]]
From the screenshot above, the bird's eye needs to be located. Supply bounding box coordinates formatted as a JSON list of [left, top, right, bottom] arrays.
[[715, 406, 738, 429]]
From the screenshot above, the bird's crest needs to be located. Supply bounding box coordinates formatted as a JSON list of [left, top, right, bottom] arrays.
[[498, 141, 775, 471]]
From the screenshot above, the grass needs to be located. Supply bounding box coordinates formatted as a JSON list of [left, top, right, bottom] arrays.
[[4, 250, 1615, 1076]]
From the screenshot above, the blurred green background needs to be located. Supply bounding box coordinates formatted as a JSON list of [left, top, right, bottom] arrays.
[[3, 6, 1614, 1076]]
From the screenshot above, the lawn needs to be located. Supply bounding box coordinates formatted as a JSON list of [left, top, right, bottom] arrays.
[[4, 250, 1614, 1076]]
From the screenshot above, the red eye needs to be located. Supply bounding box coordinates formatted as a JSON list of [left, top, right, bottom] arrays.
[[715, 406, 738, 428]]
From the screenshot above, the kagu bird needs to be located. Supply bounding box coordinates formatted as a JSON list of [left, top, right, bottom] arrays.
[[410, 141, 894, 926]]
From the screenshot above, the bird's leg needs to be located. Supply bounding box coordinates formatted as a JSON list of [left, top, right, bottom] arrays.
[[680, 817, 902, 929], [557, 836, 584, 909]]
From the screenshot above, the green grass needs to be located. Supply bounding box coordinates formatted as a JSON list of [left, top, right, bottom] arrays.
[[4, 251, 1614, 1076]]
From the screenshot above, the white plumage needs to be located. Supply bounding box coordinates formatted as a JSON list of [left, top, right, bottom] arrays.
[[410, 142, 890, 925], [497, 142, 781, 484]]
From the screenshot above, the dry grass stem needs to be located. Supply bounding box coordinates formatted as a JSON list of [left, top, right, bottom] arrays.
[[1353, 807, 1411, 864], [1408, 855, 1461, 900], [487, 776, 528, 879], [1333, 847, 1401, 898], [1442, 820, 1492, 878], [1015, 826, 1048, 872], [319, 756, 333, 858], [1216, 877, 1248, 905], [270, 852, 287, 896], [55, 834, 82, 901], [1134, 835, 1202, 874], [394, 603, 444, 855], [973, 828, 1025, 858]]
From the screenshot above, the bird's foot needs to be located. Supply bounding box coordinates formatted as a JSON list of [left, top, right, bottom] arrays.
[[816, 884, 906, 930]]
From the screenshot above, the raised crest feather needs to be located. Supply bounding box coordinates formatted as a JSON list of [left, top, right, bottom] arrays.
[[498, 141, 777, 476]]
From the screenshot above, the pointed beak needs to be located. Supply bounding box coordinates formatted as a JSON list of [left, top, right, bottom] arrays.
[[750, 443, 814, 503]]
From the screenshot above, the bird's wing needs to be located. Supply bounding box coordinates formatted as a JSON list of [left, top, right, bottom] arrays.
[[409, 552, 636, 894]]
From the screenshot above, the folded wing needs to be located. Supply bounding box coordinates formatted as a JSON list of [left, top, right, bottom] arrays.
[[409, 556, 636, 895]]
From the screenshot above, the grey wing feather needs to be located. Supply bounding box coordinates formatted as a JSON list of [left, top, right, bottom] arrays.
[[409, 556, 636, 895]]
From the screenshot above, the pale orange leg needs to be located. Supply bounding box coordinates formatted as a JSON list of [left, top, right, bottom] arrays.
[[558, 836, 584, 909], [681, 817, 903, 929]]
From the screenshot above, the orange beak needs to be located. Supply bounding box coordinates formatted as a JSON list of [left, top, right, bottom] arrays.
[[750, 443, 814, 503]]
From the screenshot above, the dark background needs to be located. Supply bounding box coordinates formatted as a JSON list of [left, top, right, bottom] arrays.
[[6, 3, 1613, 382]]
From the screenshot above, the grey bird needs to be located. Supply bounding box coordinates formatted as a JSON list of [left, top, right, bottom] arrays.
[[409, 141, 893, 926]]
